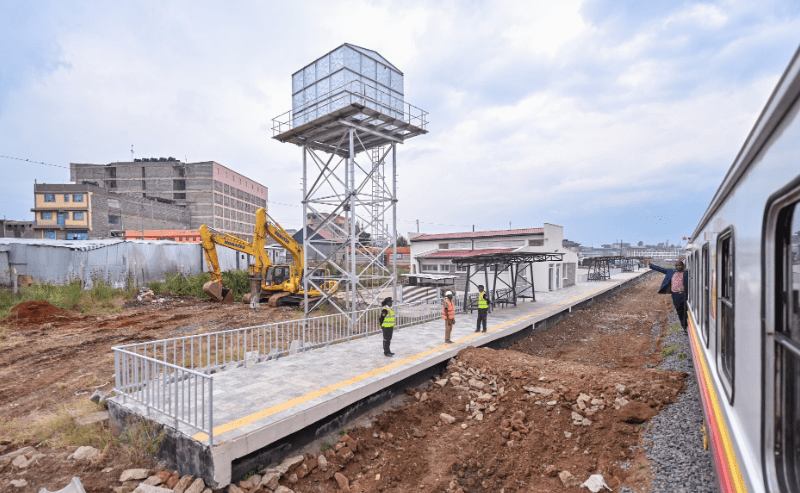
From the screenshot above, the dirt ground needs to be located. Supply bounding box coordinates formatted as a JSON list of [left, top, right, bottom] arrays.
[[0, 275, 682, 493], [281, 275, 683, 493], [0, 295, 299, 493]]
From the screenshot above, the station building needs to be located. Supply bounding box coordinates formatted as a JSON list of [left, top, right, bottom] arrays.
[[409, 223, 579, 292]]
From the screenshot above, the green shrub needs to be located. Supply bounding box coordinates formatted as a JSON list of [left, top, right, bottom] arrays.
[[221, 270, 251, 302], [156, 270, 250, 302]]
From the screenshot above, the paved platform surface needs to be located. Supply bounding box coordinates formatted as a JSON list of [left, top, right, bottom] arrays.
[[112, 270, 648, 485]]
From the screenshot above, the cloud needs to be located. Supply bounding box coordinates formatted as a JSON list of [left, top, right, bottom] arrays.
[[0, 0, 798, 245]]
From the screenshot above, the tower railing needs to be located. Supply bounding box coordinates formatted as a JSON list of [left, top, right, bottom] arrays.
[[271, 80, 429, 136]]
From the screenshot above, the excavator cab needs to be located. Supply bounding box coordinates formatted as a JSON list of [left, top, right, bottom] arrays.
[[265, 265, 292, 287]]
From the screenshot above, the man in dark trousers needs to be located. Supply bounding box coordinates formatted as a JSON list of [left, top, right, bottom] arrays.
[[379, 297, 395, 357], [475, 285, 490, 333], [647, 259, 689, 331]]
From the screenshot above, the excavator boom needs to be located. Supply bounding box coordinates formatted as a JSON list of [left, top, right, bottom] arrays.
[[198, 207, 338, 307], [199, 208, 270, 302]]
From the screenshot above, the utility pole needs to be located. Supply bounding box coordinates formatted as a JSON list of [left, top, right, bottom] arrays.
[[416, 219, 419, 233], [130, 144, 134, 162]]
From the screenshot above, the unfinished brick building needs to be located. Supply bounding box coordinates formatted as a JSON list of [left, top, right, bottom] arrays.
[[67, 160, 267, 241]]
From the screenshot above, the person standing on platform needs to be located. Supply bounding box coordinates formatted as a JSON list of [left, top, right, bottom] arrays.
[[443, 291, 456, 344], [475, 285, 489, 333], [379, 297, 395, 357], [646, 259, 689, 331]]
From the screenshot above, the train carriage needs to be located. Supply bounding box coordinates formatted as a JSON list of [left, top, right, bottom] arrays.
[[684, 43, 800, 492]]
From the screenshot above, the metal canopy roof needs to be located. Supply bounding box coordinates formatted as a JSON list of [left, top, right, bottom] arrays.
[[273, 102, 427, 156], [453, 251, 564, 267]]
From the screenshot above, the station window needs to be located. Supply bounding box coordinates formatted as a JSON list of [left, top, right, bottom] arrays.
[[41, 212, 52, 220], [109, 215, 120, 225], [44, 194, 55, 202], [775, 200, 800, 491], [73, 194, 83, 202], [64, 194, 70, 202], [717, 229, 735, 401], [73, 212, 84, 220], [421, 264, 438, 272]]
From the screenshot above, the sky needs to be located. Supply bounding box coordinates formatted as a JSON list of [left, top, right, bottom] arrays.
[[1, 0, 799, 246]]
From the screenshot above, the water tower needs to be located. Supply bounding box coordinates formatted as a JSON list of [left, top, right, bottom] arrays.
[[272, 43, 428, 323]]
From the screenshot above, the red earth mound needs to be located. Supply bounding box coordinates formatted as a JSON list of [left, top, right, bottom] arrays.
[[7, 300, 72, 325]]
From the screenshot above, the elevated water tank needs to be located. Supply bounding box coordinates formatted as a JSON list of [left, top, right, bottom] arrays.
[[291, 43, 405, 126]]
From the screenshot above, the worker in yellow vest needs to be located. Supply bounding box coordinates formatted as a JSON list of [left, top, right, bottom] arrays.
[[443, 291, 455, 344], [380, 297, 395, 357], [475, 285, 490, 333]]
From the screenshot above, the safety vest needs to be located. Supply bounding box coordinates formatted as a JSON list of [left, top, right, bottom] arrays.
[[442, 299, 455, 320], [478, 291, 488, 309], [382, 307, 395, 328]]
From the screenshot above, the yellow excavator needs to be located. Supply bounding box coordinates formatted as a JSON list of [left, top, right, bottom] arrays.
[[199, 208, 339, 307]]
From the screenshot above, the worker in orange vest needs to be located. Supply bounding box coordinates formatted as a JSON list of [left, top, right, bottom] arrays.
[[443, 290, 456, 343]]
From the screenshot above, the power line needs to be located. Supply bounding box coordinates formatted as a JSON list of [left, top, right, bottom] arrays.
[[0, 155, 69, 169]]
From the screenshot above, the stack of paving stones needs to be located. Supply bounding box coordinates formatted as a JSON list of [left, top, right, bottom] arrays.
[[639, 310, 715, 493], [109, 455, 305, 493]]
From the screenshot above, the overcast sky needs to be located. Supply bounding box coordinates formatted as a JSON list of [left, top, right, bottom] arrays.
[[2, 0, 799, 246]]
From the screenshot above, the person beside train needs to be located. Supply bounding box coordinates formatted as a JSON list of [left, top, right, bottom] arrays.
[[379, 297, 395, 357], [645, 259, 689, 331]]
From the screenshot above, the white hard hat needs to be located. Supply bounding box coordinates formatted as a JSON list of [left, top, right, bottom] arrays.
[[445, 291, 453, 296]]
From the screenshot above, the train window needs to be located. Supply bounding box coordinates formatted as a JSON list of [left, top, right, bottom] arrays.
[[775, 201, 800, 491], [702, 243, 710, 346], [718, 230, 735, 401]]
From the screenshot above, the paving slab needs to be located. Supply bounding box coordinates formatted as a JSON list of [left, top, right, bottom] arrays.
[[110, 271, 647, 486]]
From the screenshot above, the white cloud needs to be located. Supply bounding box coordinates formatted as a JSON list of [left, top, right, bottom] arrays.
[[0, 0, 798, 244]]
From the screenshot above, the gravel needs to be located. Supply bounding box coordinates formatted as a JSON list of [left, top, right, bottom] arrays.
[[643, 310, 716, 493]]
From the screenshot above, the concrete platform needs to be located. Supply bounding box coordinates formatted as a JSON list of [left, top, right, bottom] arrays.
[[109, 270, 649, 487]]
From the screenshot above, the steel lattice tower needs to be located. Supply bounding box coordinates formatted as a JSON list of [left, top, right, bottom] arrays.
[[272, 44, 427, 326]]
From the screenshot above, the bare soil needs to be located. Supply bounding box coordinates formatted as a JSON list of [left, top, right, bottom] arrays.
[[282, 274, 682, 493], [0, 296, 299, 493]]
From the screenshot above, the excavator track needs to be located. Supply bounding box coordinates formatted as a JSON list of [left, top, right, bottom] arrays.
[[267, 291, 292, 308]]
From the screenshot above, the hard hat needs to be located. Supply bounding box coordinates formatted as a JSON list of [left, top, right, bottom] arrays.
[[445, 291, 453, 297]]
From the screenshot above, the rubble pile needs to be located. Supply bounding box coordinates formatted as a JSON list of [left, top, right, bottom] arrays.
[[283, 345, 685, 492]]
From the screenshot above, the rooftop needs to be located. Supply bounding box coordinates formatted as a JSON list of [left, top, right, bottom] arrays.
[[417, 248, 515, 259], [411, 228, 544, 242]]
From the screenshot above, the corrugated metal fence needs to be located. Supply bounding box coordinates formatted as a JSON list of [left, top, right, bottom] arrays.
[[0, 238, 243, 288]]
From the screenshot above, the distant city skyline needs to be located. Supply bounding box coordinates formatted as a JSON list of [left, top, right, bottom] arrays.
[[2, 0, 799, 245]]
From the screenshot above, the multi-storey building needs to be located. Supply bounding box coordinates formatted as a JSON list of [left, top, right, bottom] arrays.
[[69, 160, 267, 241], [31, 183, 190, 240]]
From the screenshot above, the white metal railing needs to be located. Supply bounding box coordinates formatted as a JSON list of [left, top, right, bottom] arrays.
[[114, 349, 214, 445], [111, 287, 524, 442], [272, 80, 428, 135]]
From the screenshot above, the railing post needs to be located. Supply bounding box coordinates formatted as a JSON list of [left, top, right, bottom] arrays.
[[209, 377, 214, 447]]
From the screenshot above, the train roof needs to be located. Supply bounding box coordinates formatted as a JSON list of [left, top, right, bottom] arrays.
[[692, 43, 800, 241]]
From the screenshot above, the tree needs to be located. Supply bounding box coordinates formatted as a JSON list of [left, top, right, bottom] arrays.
[[638, 241, 643, 247], [396, 235, 409, 247]]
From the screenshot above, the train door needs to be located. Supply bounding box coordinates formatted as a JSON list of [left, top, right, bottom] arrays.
[[765, 187, 800, 491]]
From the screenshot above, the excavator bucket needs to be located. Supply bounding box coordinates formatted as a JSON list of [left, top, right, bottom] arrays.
[[203, 281, 227, 302], [221, 288, 233, 303]]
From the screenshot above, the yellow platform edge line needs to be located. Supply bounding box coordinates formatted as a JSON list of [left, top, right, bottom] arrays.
[[192, 279, 626, 442]]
